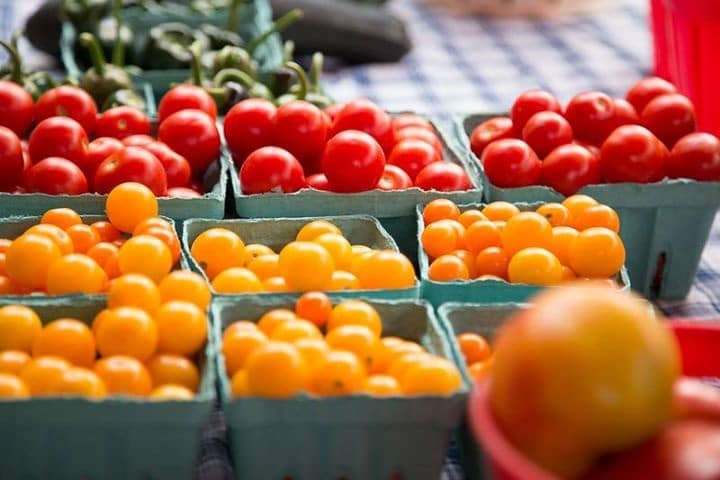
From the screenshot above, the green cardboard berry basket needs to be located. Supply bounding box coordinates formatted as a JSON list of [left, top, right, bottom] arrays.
[[416, 203, 631, 307], [0, 152, 230, 221], [230, 117, 485, 261], [0, 214, 190, 300], [212, 295, 468, 480], [438, 301, 525, 480], [61, 0, 283, 99], [0, 295, 216, 480], [182, 215, 419, 300], [450, 113, 720, 300]]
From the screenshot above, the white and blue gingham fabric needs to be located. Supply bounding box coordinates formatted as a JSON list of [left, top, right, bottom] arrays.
[[2, 1, 719, 479]]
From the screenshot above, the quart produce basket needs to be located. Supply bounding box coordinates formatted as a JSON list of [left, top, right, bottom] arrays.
[[0, 152, 230, 221], [450, 113, 720, 300], [61, 0, 283, 98], [0, 296, 216, 480], [417, 203, 631, 306], [230, 117, 484, 260], [182, 215, 419, 300], [467, 321, 720, 480], [438, 301, 524, 480], [212, 295, 468, 480]]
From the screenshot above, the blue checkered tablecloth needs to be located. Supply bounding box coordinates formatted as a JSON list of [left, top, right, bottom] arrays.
[[2, 1, 720, 479]]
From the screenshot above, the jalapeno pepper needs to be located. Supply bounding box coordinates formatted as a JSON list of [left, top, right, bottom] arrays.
[[95, 0, 135, 67], [245, 8, 303, 55], [141, 23, 211, 70], [102, 88, 146, 111], [200, 24, 244, 50], [79, 32, 134, 107], [211, 46, 256, 77], [62, 0, 110, 31], [265, 41, 296, 98], [276, 60, 333, 108], [305, 52, 334, 109]]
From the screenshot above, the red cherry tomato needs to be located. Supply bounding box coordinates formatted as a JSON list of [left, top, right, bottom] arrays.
[[541, 144, 601, 196], [85, 137, 124, 182], [158, 84, 218, 123], [388, 139, 439, 181], [306, 173, 331, 191], [414, 162, 472, 191], [510, 90, 562, 133], [640, 93, 696, 149], [612, 98, 639, 129], [167, 187, 202, 198], [24, 157, 89, 194], [330, 99, 394, 151], [392, 114, 433, 132], [564, 91, 617, 146], [239, 146, 306, 194], [667, 133, 720, 181], [158, 109, 220, 175], [470, 116, 515, 158], [323, 103, 345, 121], [94, 146, 168, 195], [322, 130, 386, 193], [143, 142, 192, 188], [34, 86, 98, 134], [377, 164, 413, 190], [272, 100, 328, 165], [393, 126, 443, 158], [223, 99, 276, 165], [95, 106, 152, 139], [28, 117, 88, 167], [600, 125, 668, 183], [481, 138, 542, 188], [122, 134, 155, 147], [522, 111, 573, 159], [625, 76, 677, 114], [574, 140, 601, 159], [0, 80, 34, 137], [0, 126, 25, 189]]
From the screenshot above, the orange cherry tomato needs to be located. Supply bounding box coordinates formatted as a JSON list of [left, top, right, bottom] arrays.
[[32, 318, 96, 367], [428, 255, 470, 282], [106, 182, 159, 234], [65, 224, 101, 254], [422, 199, 460, 225], [295, 291, 332, 328], [41, 208, 82, 230], [94, 355, 153, 396]]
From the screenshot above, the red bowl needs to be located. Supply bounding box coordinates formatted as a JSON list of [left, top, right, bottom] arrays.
[[468, 322, 720, 480]]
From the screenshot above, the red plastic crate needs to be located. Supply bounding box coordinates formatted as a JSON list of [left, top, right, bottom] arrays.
[[652, 0, 720, 137], [468, 322, 720, 480]]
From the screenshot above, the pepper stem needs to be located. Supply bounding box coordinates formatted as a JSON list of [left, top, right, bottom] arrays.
[[226, 0, 244, 32], [246, 8, 303, 55], [0, 39, 24, 83], [188, 42, 205, 86], [213, 68, 255, 89], [284, 61, 308, 101], [79, 32, 107, 77], [111, 0, 125, 66], [310, 52, 323, 93], [282, 40, 294, 63]]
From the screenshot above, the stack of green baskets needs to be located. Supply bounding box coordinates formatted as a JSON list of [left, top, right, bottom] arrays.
[[451, 113, 720, 300]]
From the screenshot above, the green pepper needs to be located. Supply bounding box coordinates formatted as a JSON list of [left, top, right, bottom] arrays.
[[211, 46, 256, 77], [214, 68, 273, 102], [141, 23, 210, 69], [226, 0, 244, 33], [200, 24, 244, 50], [62, 0, 110, 31], [265, 41, 296, 98], [102, 88, 146, 111], [276, 60, 333, 108], [79, 32, 134, 106]]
